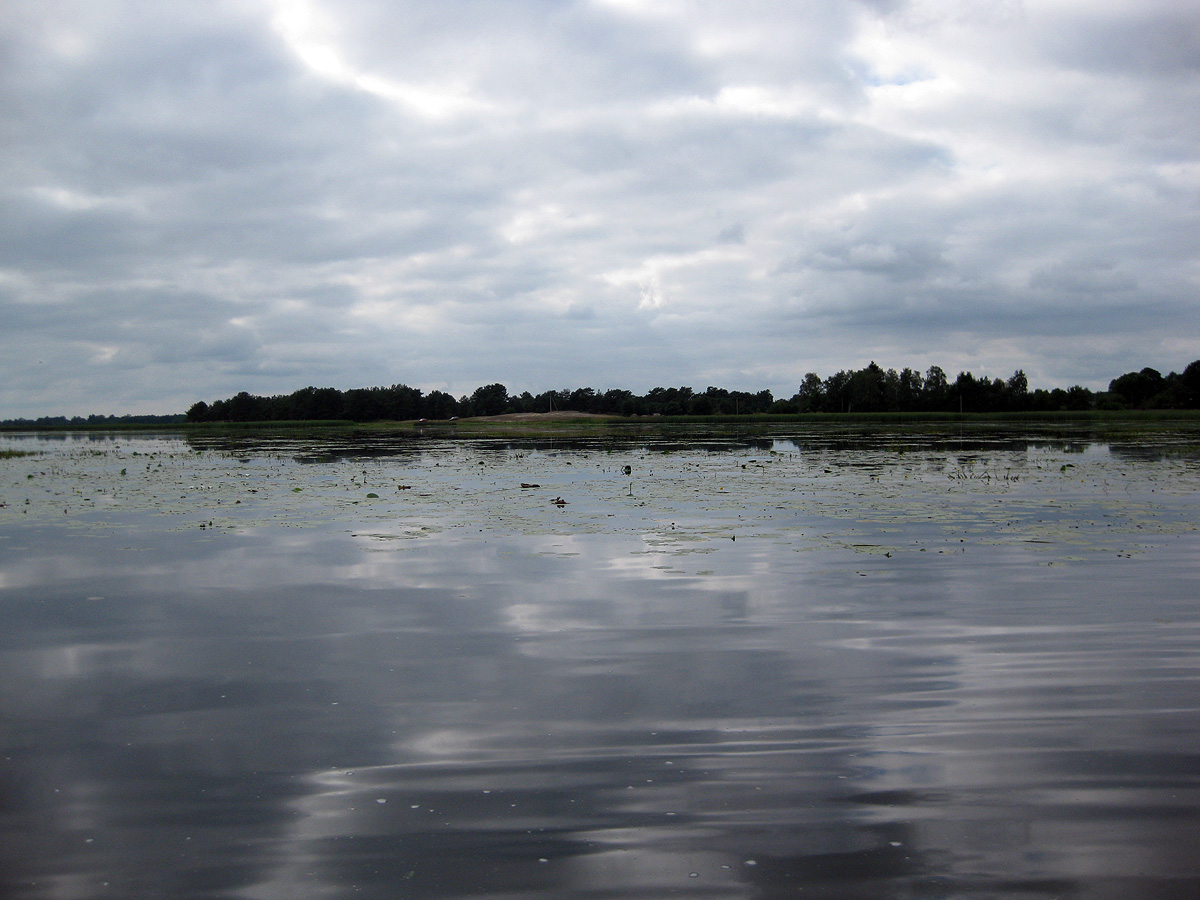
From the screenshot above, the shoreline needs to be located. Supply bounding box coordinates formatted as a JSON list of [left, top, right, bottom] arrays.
[[3, 409, 1200, 443]]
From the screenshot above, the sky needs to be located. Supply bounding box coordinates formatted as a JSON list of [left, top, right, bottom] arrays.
[[2, 0, 1199, 417]]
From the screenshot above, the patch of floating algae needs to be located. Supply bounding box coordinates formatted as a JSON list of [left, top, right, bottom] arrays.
[[2, 432, 1198, 566]]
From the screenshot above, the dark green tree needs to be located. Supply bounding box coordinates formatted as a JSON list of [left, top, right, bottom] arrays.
[[1006, 370, 1029, 409], [896, 367, 923, 410], [1109, 368, 1165, 408], [923, 366, 949, 410], [823, 370, 853, 412], [849, 362, 886, 412], [422, 391, 458, 419], [470, 383, 510, 416], [1180, 359, 1200, 407], [794, 373, 824, 411], [602, 389, 635, 415], [568, 387, 598, 412], [226, 391, 265, 422]]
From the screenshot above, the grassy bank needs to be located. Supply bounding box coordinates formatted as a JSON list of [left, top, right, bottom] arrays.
[[4, 409, 1200, 441]]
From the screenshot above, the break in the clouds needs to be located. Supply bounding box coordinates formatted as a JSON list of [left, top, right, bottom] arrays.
[[2, 0, 1198, 416]]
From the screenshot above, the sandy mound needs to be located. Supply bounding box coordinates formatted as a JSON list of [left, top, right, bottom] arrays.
[[474, 411, 613, 421]]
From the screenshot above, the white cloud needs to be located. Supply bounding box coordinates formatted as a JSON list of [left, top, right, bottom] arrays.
[[269, 0, 496, 118]]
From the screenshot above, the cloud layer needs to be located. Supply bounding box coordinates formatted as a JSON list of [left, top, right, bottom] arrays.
[[2, 0, 1198, 415]]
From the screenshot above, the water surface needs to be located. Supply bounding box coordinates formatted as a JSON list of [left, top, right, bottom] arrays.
[[2, 428, 1199, 899]]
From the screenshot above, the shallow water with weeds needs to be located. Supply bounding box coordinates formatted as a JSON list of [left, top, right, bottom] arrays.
[[2, 427, 1199, 899]]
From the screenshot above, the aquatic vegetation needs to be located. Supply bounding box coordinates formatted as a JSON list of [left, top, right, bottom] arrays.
[[2, 428, 1197, 568]]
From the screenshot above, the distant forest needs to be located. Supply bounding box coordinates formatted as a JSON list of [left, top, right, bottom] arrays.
[[1, 412, 187, 428], [3, 361, 1196, 428], [180, 360, 1200, 424]]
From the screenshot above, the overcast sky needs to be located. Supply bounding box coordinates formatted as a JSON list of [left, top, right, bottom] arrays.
[[3, 0, 1199, 416]]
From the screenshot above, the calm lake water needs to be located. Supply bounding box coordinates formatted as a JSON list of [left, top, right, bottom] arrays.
[[2, 425, 1199, 899]]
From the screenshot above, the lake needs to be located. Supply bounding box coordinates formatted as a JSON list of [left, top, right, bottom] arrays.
[[2, 424, 1199, 899]]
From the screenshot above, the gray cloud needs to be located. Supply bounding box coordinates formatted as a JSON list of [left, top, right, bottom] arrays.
[[1, 0, 1198, 416]]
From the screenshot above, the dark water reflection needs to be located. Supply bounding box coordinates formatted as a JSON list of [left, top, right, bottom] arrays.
[[2, 433, 1200, 899]]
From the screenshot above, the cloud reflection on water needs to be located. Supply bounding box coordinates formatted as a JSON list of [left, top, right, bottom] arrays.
[[1, 434, 1199, 898]]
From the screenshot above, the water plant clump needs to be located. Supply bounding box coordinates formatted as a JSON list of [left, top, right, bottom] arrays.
[[3, 429, 1197, 566]]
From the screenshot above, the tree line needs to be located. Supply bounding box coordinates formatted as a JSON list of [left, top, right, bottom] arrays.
[[183, 360, 1200, 423], [0, 412, 187, 428]]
